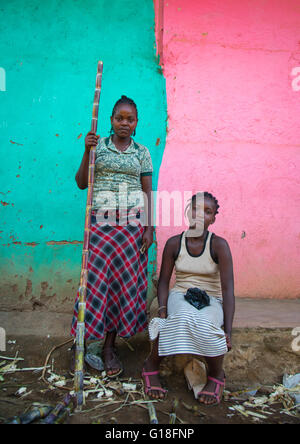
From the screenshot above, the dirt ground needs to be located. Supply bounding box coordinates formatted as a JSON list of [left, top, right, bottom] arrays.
[[0, 335, 299, 425]]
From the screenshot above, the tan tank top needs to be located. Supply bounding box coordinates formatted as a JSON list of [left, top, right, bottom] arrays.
[[172, 231, 223, 298]]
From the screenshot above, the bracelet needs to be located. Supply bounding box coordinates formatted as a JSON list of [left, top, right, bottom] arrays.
[[158, 306, 167, 312]]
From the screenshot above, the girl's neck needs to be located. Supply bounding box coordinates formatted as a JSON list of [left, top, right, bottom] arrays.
[[186, 227, 208, 241], [112, 134, 131, 151]]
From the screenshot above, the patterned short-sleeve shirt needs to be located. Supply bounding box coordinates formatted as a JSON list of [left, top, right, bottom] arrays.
[[92, 136, 153, 210]]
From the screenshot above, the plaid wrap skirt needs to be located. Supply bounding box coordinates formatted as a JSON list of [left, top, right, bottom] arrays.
[[71, 210, 148, 340]]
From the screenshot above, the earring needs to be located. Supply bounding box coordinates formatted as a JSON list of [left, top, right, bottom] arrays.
[[132, 129, 136, 137], [110, 126, 114, 135]]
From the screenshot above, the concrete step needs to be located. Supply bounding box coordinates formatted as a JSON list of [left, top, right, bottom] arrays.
[[1, 298, 299, 337]]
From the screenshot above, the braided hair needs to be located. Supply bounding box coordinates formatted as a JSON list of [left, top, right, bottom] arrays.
[[111, 95, 138, 119], [185, 191, 220, 217]]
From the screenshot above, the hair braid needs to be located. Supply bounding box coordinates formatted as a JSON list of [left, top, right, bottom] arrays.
[[185, 191, 220, 216], [111, 95, 138, 119], [203, 192, 220, 214]]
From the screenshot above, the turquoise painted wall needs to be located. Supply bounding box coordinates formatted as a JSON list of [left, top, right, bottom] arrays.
[[0, 0, 167, 311]]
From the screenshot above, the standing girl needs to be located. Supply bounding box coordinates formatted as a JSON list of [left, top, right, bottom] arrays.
[[71, 96, 154, 378], [142, 192, 235, 406]]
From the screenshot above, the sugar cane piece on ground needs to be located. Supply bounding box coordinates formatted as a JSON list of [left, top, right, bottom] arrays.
[[6, 406, 53, 425], [41, 393, 75, 424], [169, 398, 179, 424], [53, 402, 74, 424], [148, 401, 158, 424]]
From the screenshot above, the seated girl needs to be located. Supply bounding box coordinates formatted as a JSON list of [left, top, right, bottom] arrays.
[[142, 192, 235, 406]]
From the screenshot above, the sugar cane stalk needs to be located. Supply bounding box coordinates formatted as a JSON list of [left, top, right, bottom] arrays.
[[53, 402, 73, 424], [148, 401, 158, 424], [74, 61, 103, 409], [169, 398, 179, 424], [42, 393, 74, 424], [6, 406, 53, 425]]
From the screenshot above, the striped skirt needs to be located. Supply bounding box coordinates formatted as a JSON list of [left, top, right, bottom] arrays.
[[71, 211, 148, 340], [149, 289, 228, 357]]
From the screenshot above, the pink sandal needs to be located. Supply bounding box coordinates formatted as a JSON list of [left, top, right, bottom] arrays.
[[142, 369, 168, 398], [197, 375, 225, 406]]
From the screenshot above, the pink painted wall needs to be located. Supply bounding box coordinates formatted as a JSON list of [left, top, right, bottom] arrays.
[[156, 0, 300, 298]]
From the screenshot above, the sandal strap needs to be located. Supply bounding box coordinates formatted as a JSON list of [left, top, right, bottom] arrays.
[[142, 370, 160, 377], [207, 376, 225, 386], [146, 386, 167, 393], [197, 390, 220, 403]]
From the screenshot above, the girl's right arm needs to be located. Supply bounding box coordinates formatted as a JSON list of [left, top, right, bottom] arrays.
[[157, 236, 180, 318], [75, 131, 99, 189]]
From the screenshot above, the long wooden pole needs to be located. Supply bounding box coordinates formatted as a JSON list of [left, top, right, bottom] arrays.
[[74, 61, 103, 409], [154, 0, 164, 66], [158, 0, 164, 66]]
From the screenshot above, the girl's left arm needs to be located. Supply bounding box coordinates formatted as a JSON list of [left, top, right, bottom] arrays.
[[215, 237, 235, 347], [141, 175, 154, 250]]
